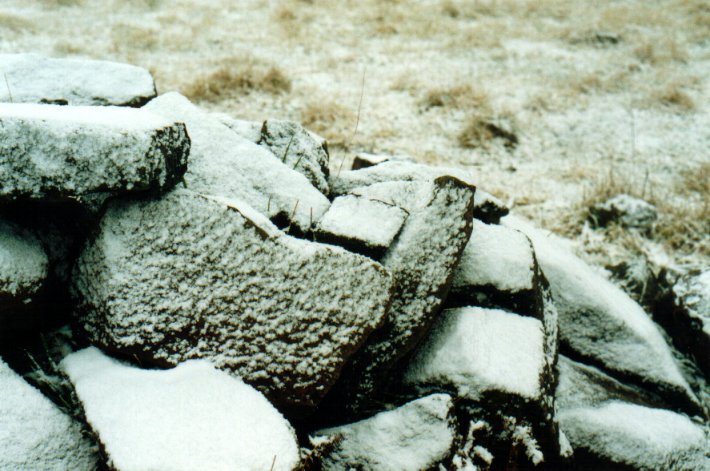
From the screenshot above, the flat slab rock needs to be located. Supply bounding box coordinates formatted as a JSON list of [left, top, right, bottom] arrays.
[[313, 394, 457, 471], [333, 176, 474, 411], [61, 347, 300, 471], [0, 53, 156, 106], [0, 104, 189, 201], [259, 119, 330, 194], [449, 219, 541, 316], [315, 194, 408, 258], [144, 93, 330, 232], [0, 358, 97, 470], [502, 215, 700, 415], [72, 189, 393, 410]]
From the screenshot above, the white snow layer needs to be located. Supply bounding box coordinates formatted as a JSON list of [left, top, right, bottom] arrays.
[[314, 394, 456, 471], [501, 215, 697, 407], [0, 359, 97, 470], [559, 401, 709, 470], [452, 219, 535, 292], [212, 113, 262, 143], [0, 219, 48, 296], [60, 347, 300, 471], [0, 53, 156, 106], [404, 307, 545, 400], [0, 103, 189, 197], [144, 92, 330, 231], [317, 194, 407, 248]]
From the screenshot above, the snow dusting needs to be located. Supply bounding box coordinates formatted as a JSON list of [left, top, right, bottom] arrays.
[[0, 219, 48, 297]]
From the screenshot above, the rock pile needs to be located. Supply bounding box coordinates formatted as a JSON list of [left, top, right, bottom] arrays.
[[0, 55, 708, 471]]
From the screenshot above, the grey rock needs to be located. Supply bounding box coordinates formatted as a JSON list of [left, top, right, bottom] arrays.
[[589, 194, 658, 230], [72, 189, 394, 410], [144, 93, 330, 233], [0, 359, 97, 470], [260, 119, 330, 194], [0, 103, 189, 201], [212, 113, 262, 143], [0, 53, 156, 106]]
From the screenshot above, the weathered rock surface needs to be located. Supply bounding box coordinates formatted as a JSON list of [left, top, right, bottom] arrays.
[[315, 194, 408, 258], [589, 193, 658, 230], [144, 93, 330, 232], [313, 394, 457, 471], [0, 358, 97, 470], [212, 113, 262, 143], [332, 176, 474, 412], [61, 347, 300, 471], [259, 119, 330, 194], [448, 220, 541, 316], [0, 103, 189, 201], [0, 53, 156, 106], [503, 215, 701, 415], [72, 189, 394, 410]]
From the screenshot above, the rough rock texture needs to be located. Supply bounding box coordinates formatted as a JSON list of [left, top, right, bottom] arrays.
[[212, 113, 262, 143], [315, 194, 408, 258], [259, 119, 330, 194], [313, 394, 457, 471], [0, 219, 49, 336], [0, 358, 97, 470], [502, 215, 700, 415], [144, 93, 330, 232], [0, 103, 189, 201], [658, 270, 710, 377], [72, 189, 393, 410], [559, 401, 709, 470], [589, 194, 658, 230], [448, 220, 541, 316], [61, 348, 300, 471], [332, 176, 474, 412], [0, 53, 156, 106]]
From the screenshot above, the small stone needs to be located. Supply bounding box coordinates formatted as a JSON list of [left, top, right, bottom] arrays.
[[589, 194, 657, 230]]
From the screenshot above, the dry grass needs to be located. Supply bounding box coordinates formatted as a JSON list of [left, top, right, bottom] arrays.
[[300, 99, 356, 149], [458, 113, 518, 149], [421, 84, 489, 110], [649, 83, 697, 112], [183, 57, 292, 103], [111, 24, 159, 52], [0, 12, 34, 33], [633, 38, 688, 65]]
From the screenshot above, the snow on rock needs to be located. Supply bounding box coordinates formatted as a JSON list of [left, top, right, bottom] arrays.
[[144, 93, 330, 232], [589, 193, 658, 230], [72, 189, 393, 410], [0, 103, 189, 201], [502, 215, 701, 415], [60, 347, 299, 471], [472, 189, 509, 224], [313, 394, 457, 471], [259, 119, 330, 194], [315, 194, 408, 258], [404, 307, 547, 402], [0, 53, 156, 106], [350, 152, 415, 171], [0, 358, 97, 470], [332, 176, 474, 411], [449, 220, 540, 316], [212, 113, 262, 143], [559, 401, 709, 470]]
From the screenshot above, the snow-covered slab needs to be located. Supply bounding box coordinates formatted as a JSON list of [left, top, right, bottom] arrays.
[[449, 219, 541, 316], [559, 401, 709, 470], [333, 176, 474, 412], [315, 194, 407, 258], [212, 113, 262, 143], [61, 348, 299, 471], [502, 215, 701, 415], [144, 92, 330, 232], [0, 53, 156, 106], [0, 103, 189, 201], [260, 119, 330, 194], [313, 394, 457, 471], [72, 189, 393, 410], [0, 359, 97, 470]]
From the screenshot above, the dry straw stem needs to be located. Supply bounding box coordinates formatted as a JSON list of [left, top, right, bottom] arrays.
[[183, 57, 292, 103]]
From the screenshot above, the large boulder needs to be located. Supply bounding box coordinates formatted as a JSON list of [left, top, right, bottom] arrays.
[[0, 103, 189, 201], [330, 176, 474, 412], [312, 394, 458, 470], [0, 53, 156, 106], [144, 92, 330, 232], [0, 358, 97, 470], [61, 347, 300, 471], [502, 215, 700, 415], [72, 189, 394, 410], [259, 119, 330, 195]]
